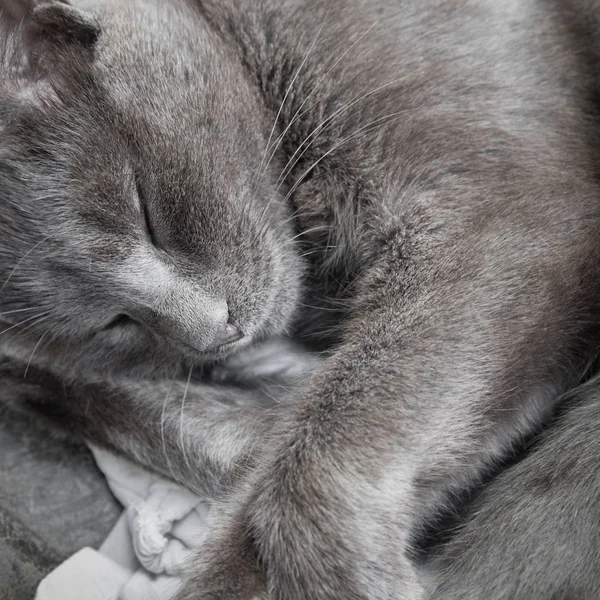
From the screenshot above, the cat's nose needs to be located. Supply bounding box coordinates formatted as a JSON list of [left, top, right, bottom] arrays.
[[119, 297, 243, 354], [174, 305, 243, 352], [208, 321, 243, 350]]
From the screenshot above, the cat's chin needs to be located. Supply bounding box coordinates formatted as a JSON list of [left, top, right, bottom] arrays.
[[174, 336, 251, 368]]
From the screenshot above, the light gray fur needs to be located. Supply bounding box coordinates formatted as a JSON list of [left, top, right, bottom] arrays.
[[1, 0, 600, 599]]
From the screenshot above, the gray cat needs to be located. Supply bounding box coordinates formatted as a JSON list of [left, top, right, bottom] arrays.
[[1, 0, 600, 599]]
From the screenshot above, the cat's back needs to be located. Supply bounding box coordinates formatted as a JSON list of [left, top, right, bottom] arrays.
[[218, 0, 600, 236]]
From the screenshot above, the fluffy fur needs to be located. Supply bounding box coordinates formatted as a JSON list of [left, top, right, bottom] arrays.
[[1, 0, 600, 598]]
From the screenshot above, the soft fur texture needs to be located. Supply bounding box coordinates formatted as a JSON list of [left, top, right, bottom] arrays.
[[2, 0, 600, 599]]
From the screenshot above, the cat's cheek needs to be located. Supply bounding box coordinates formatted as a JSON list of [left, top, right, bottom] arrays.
[[101, 323, 134, 353]]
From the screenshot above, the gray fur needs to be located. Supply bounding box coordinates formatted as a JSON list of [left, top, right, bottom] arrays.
[[1, 0, 600, 599], [428, 378, 600, 599]]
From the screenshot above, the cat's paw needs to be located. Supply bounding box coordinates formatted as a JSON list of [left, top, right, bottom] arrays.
[[177, 502, 268, 600], [210, 338, 321, 386]]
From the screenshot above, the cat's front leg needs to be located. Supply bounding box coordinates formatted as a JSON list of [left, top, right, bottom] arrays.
[[0, 357, 287, 498], [178, 227, 598, 600]]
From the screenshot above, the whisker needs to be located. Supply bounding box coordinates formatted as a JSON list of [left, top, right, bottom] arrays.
[[41, 330, 60, 356], [286, 224, 333, 245], [262, 377, 293, 394], [298, 302, 344, 313], [24, 329, 50, 378], [179, 365, 194, 471], [0, 236, 52, 292], [254, 79, 415, 244], [160, 373, 177, 482], [262, 19, 381, 172], [0, 307, 41, 317], [257, 8, 330, 180], [13, 315, 51, 341], [0, 311, 51, 338], [298, 249, 323, 259], [273, 76, 412, 195], [259, 387, 283, 407], [278, 109, 411, 212], [281, 205, 303, 227], [251, 9, 334, 242]]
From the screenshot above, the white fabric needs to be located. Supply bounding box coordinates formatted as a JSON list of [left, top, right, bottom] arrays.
[[36, 446, 213, 600]]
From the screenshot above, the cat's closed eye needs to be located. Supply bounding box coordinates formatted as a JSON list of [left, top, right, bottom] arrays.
[[133, 172, 162, 251]]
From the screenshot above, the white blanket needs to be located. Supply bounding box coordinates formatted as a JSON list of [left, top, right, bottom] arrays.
[[36, 446, 213, 600]]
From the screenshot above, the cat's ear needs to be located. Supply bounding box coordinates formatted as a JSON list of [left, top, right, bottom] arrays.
[[1, 0, 100, 45], [1, 0, 99, 104]]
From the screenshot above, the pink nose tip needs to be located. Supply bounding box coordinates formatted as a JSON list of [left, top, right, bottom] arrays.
[[208, 322, 243, 350]]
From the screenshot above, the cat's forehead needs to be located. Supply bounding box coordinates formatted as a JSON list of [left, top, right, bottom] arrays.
[[82, 1, 266, 181], [77, 0, 261, 170], [92, 1, 226, 112]]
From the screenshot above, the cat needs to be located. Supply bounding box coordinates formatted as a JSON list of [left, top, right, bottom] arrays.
[[1, 0, 600, 599]]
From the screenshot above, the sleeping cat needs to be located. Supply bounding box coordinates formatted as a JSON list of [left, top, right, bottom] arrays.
[[1, 0, 600, 598]]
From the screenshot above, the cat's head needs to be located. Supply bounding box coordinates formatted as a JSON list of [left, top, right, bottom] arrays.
[[0, 0, 302, 376]]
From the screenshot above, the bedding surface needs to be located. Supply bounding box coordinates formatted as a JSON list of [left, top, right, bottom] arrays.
[[0, 409, 120, 600]]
